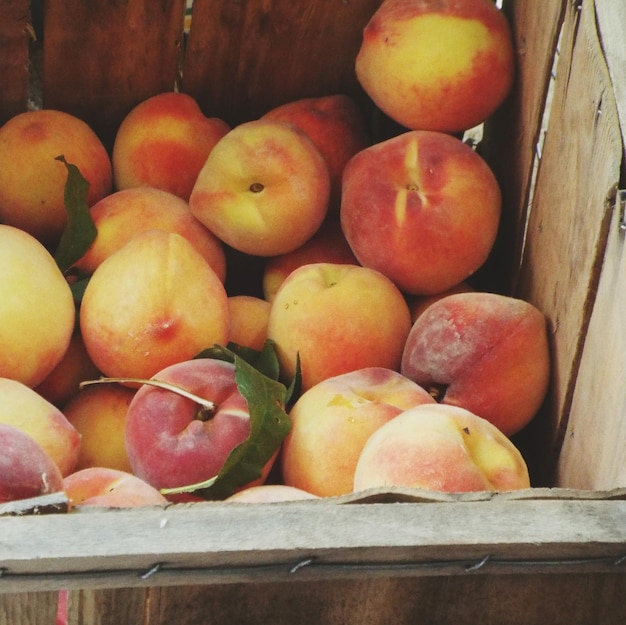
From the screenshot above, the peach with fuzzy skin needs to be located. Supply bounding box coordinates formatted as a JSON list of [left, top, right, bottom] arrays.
[[406, 281, 474, 323], [0, 225, 76, 388], [112, 92, 230, 201], [353, 403, 530, 493], [228, 295, 271, 351], [282, 367, 435, 497], [0, 424, 64, 503], [401, 292, 550, 436], [189, 119, 330, 256], [341, 130, 501, 295], [73, 187, 227, 281], [355, 0, 515, 133], [63, 384, 135, 473], [63, 468, 168, 508], [80, 230, 229, 381], [262, 94, 370, 213], [267, 262, 412, 391], [0, 377, 80, 477], [225, 484, 319, 503], [0, 109, 112, 247], [262, 219, 358, 303]]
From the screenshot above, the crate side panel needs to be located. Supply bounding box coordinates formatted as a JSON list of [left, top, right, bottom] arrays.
[[42, 0, 186, 146], [513, 0, 622, 483], [181, 0, 382, 125], [66, 588, 148, 625], [0, 0, 31, 124], [0, 592, 59, 625], [479, 0, 566, 293]]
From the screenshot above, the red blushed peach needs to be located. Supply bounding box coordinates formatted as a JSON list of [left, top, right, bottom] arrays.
[[353, 404, 530, 493], [0, 109, 112, 247], [262, 219, 359, 303], [0, 224, 76, 388], [225, 484, 319, 503], [340, 130, 501, 295], [406, 280, 475, 323], [73, 186, 227, 281], [189, 119, 330, 256], [262, 94, 370, 213], [80, 230, 230, 381], [267, 262, 412, 391], [63, 468, 168, 508], [355, 0, 515, 133], [0, 377, 81, 477], [112, 91, 230, 201], [401, 292, 551, 436], [281, 367, 435, 497], [0, 423, 64, 503], [227, 295, 271, 352], [63, 384, 135, 473]]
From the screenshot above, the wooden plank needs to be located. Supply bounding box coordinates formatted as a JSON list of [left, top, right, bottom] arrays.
[[66, 588, 148, 625], [510, 0, 623, 483], [42, 0, 186, 147], [0, 497, 624, 593], [0, 0, 32, 124], [0, 592, 59, 625], [181, 0, 382, 125]]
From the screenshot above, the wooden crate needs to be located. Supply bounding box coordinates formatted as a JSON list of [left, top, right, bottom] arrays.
[[1, 1, 625, 623]]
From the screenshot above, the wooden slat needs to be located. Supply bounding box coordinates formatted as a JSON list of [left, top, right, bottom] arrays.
[[42, 0, 186, 147], [66, 588, 148, 625], [0, 592, 58, 625], [0, 0, 32, 124], [181, 0, 382, 125]]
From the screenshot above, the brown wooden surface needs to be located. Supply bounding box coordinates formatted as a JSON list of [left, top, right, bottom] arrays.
[[42, 0, 186, 147], [0, 592, 58, 625], [0, 0, 32, 124], [181, 0, 382, 125]]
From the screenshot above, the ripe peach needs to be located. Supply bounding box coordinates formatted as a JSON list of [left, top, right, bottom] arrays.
[[267, 262, 412, 391], [0, 224, 75, 388], [340, 130, 501, 295], [406, 281, 475, 323], [63, 384, 135, 473], [401, 292, 551, 436], [0, 377, 80, 477], [0, 109, 112, 247], [112, 91, 230, 201], [225, 484, 319, 503], [0, 423, 64, 503], [355, 0, 515, 133], [353, 403, 530, 493], [63, 467, 168, 509], [227, 295, 271, 351], [282, 367, 435, 497], [73, 186, 227, 281], [80, 230, 230, 381], [189, 119, 330, 256], [262, 94, 370, 213], [262, 219, 358, 303]]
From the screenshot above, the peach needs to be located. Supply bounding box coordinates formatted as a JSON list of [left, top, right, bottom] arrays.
[[72, 186, 227, 281], [353, 404, 530, 493], [0, 109, 112, 247], [225, 484, 319, 503], [406, 280, 475, 323], [35, 331, 101, 408], [112, 91, 230, 201], [0, 224, 75, 388], [340, 130, 501, 295], [63, 384, 135, 473], [282, 367, 435, 497], [262, 94, 370, 213], [227, 295, 271, 351], [0, 377, 81, 477], [80, 230, 230, 381], [262, 219, 359, 303], [0, 423, 64, 503], [355, 0, 515, 133], [63, 467, 168, 508], [189, 119, 330, 256], [400, 292, 551, 436], [266, 262, 412, 391]]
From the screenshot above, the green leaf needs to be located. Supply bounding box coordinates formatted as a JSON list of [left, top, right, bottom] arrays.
[[162, 347, 291, 500], [196, 340, 281, 381], [54, 155, 97, 273]]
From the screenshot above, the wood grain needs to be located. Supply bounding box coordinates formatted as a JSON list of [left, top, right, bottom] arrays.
[[0, 592, 58, 625]]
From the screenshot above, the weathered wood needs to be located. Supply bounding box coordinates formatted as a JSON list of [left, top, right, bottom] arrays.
[[42, 0, 186, 146], [66, 587, 148, 625], [0, 0, 32, 124], [0, 592, 58, 625], [181, 0, 382, 125]]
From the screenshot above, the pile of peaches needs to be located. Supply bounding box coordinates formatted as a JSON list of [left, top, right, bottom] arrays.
[[0, 0, 551, 509]]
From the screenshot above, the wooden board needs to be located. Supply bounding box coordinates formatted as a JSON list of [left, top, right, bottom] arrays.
[[0, 592, 58, 625]]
